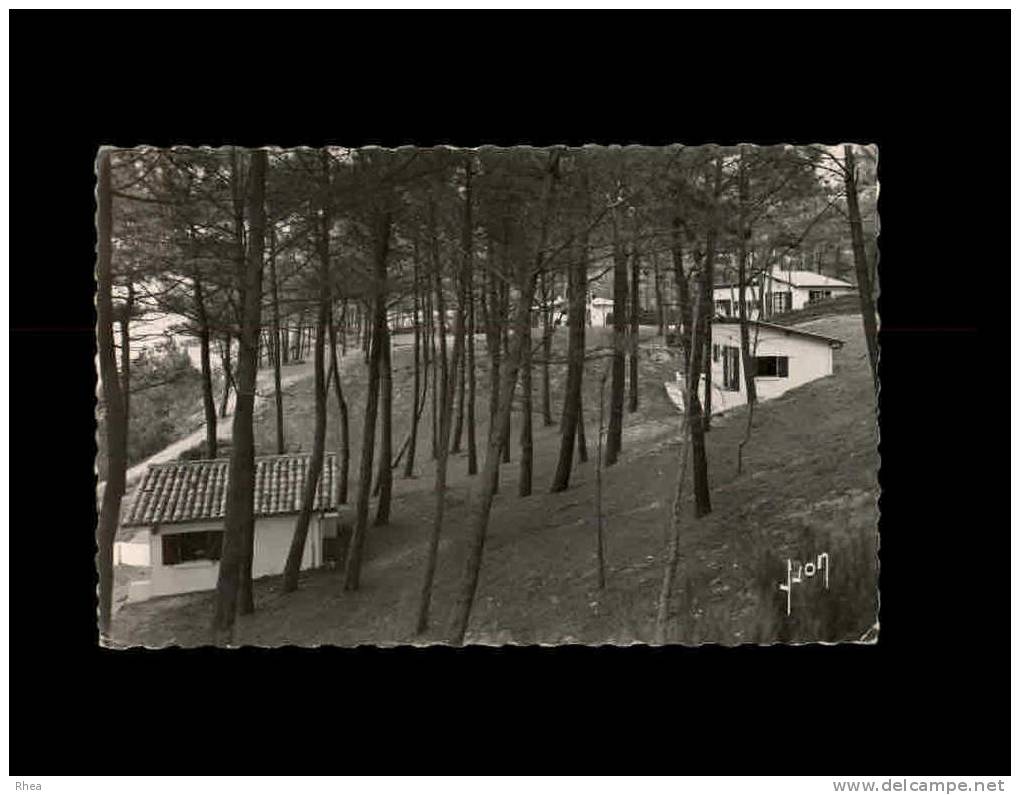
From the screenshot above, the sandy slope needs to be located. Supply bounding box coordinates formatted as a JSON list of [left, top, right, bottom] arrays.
[[110, 316, 878, 647]]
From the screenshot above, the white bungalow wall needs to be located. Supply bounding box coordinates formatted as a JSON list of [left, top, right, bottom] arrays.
[[146, 514, 326, 599], [589, 301, 613, 328], [712, 285, 765, 321], [114, 530, 152, 566]]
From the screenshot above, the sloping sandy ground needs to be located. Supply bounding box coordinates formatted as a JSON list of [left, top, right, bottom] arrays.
[[110, 315, 878, 647]]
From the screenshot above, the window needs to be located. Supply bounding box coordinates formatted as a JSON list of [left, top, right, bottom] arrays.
[[722, 346, 741, 391], [754, 356, 789, 378], [162, 530, 224, 565], [768, 291, 791, 315], [714, 299, 731, 316], [808, 289, 832, 304]]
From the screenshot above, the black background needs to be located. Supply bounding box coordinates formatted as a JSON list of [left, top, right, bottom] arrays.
[[10, 11, 1008, 773]]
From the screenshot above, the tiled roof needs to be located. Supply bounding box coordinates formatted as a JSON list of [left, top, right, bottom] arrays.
[[123, 452, 338, 528]]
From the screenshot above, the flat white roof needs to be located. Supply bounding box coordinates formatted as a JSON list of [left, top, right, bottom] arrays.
[[713, 271, 854, 291], [714, 318, 845, 348], [768, 270, 854, 289]]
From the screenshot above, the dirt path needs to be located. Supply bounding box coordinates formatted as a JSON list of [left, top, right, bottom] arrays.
[[116, 339, 411, 492], [121, 360, 313, 490]]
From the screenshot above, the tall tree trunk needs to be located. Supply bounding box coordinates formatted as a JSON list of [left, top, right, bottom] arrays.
[[461, 161, 478, 475], [449, 150, 560, 645], [219, 334, 234, 420], [428, 272, 439, 461], [404, 239, 422, 478], [340, 300, 348, 356], [328, 304, 350, 504], [374, 318, 393, 525], [702, 330, 713, 426], [540, 270, 554, 427], [655, 291, 703, 642], [449, 264, 537, 644], [393, 322, 430, 474], [550, 228, 588, 492], [736, 147, 758, 408], [450, 328, 466, 453], [499, 274, 512, 465], [466, 266, 479, 476], [96, 150, 127, 640], [281, 315, 290, 364], [479, 247, 500, 491], [416, 158, 472, 632], [628, 234, 640, 413], [843, 145, 879, 393], [670, 217, 693, 356], [594, 366, 610, 589], [482, 249, 501, 452], [233, 150, 257, 619], [212, 148, 266, 643], [283, 154, 332, 592], [430, 199, 449, 461], [344, 208, 391, 592], [415, 285, 455, 633], [361, 305, 371, 365], [194, 277, 217, 458], [281, 305, 328, 591], [576, 393, 588, 464], [518, 320, 533, 497], [700, 157, 723, 429], [119, 281, 133, 427], [653, 249, 665, 337], [737, 371, 759, 477], [672, 211, 710, 517], [606, 196, 629, 466], [687, 279, 712, 519], [269, 223, 286, 454], [451, 242, 468, 453]]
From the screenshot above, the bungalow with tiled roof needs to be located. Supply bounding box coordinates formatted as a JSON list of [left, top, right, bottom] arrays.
[[122, 452, 342, 602]]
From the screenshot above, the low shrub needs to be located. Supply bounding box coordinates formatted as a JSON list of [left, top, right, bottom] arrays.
[[677, 519, 878, 644]]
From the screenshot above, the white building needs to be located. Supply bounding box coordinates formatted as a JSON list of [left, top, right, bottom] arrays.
[[669, 320, 844, 415], [712, 270, 855, 320], [589, 296, 614, 328], [121, 452, 342, 602]]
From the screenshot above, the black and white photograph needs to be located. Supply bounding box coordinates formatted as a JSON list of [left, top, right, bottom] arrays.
[[96, 144, 880, 648], [10, 4, 1012, 781]]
